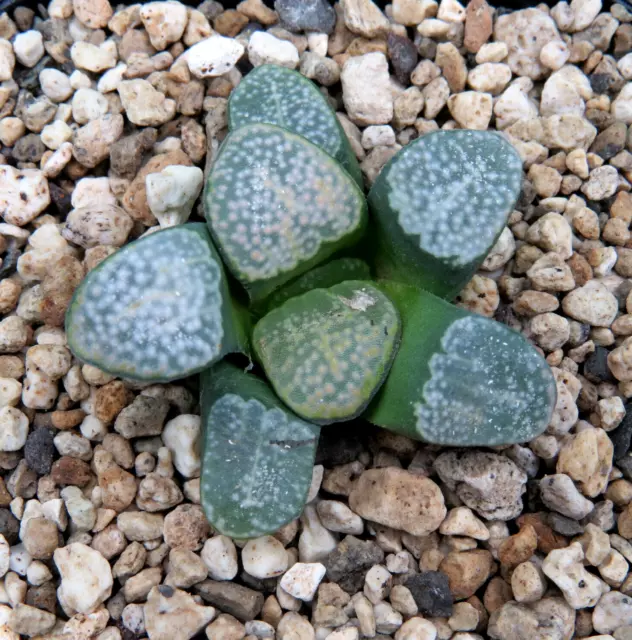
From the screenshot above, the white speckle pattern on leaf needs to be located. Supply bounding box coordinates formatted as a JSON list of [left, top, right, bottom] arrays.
[[253, 282, 400, 422], [382, 130, 522, 266], [205, 123, 364, 283], [415, 315, 556, 445], [67, 227, 224, 381], [229, 64, 342, 160], [202, 393, 319, 538]]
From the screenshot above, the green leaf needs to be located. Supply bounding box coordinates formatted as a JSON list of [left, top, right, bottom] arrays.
[[228, 64, 363, 188], [66, 224, 245, 382], [253, 281, 401, 424], [365, 282, 557, 446], [204, 123, 368, 301], [200, 362, 320, 539], [262, 257, 371, 314], [368, 130, 523, 299]]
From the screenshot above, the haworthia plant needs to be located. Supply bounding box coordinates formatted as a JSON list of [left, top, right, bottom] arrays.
[[66, 224, 246, 382], [368, 130, 523, 299], [228, 64, 363, 188], [204, 123, 367, 301], [262, 257, 371, 314], [366, 281, 557, 446], [200, 362, 320, 539], [253, 281, 401, 424]]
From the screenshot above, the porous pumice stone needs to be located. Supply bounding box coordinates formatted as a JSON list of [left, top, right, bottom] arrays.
[[200, 362, 319, 539], [252, 281, 401, 424], [368, 129, 523, 299], [227, 64, 362, 187], [367, 282, 557, 446], [65, 224, 234, 381], [204, 123, 367, 301]]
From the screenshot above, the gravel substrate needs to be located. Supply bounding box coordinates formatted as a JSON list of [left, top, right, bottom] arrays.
[[0, 0, 632, 638]]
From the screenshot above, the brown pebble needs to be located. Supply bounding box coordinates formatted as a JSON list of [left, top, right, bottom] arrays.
[[498, 524, 538, 569], [0, 356, 25, 379], [164, 504, 210, 550], [464, 0, 493, 53], [26, 582, 57, 614], [440, 550, 494, 600], [567, 253, 593, 287], [618, 502, 632, 539], [50, 409, 86, 430], [94, 381, 131, 424], [483, 576, 512, 613], [516, 513, 568, 554], [213, 9, 248, 36], [41, 256, 84, 328], [50, 456, 92, 487]]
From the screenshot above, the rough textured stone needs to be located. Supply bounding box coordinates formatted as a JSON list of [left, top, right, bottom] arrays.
[[325, 535, 385, 594], [405, 572, 453, 617], [196, 580, 265, 622], [349, 468, 446, 536]]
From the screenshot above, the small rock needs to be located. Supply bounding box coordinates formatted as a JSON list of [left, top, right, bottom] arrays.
[[54, 543, 113, 615], [201, 535, 238, 581], [581, 166, 619, 200], [187, 35, 245, 78], [562, 280, 618, 327], [316, 500, 363, 535], [493, 8, 562, 79], [405, 571, 453, 617], [9, 603, 55, 637], [140, 1, 189, 50], [13, 31, 44, 68], [146, 166, 203, 228], [593, 592, 632, 634], [325, 535, 384, 594], [0, 167, 50, 227], [248, 31, 299, 68], [447, 91, 493, 130], [498, 524, 538, 569], [341, 52, 393, 125], [70, 41, 117, 73], [275, 0, 336, 33], [0, 408, 28, 453], [196, 580, 265, 622], [73, 0, 113, 28], [21, 517, 58, 560], [387, 33, 418, 85], [341, 0, 390, 38], [73, 115, 124, 169], [440, 550, 494, 600], [540, 474, 594, 519], [118, 79, 176, 127], [206, 613, 247, 640], [280, 562, 326, 601], [117, 512, 164, 542], [0, 39, 15, 82], [242, 536, 288, 579], [163, 504, 209, 550], [434, 451, 527, 520], [464, 0, 492, 52], [144, 586, 216, 640], [349, 467, 445, 536], [542, 542, 608, 609], [114, 395, 169, 439]]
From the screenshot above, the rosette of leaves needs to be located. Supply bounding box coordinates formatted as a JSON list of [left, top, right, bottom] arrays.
[[204, 123, 367, 302], [64, 65, 559, 539], [368, 130, 523, 299], [65, 224, 247, 382]]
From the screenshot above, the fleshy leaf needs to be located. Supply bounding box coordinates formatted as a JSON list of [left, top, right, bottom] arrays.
[[262, 257, 371, 314], [228, 64, 363, 187], [204, 123, 367, 301], [368, 130, 523, 299], [200, 362, 320, 539], [365, 282, 557, 446], [253, 281, 401, 424], [66, 224, 245, 382]]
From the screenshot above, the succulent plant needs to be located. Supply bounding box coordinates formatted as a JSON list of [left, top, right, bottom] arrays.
[[65, 64, 557, 539]]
